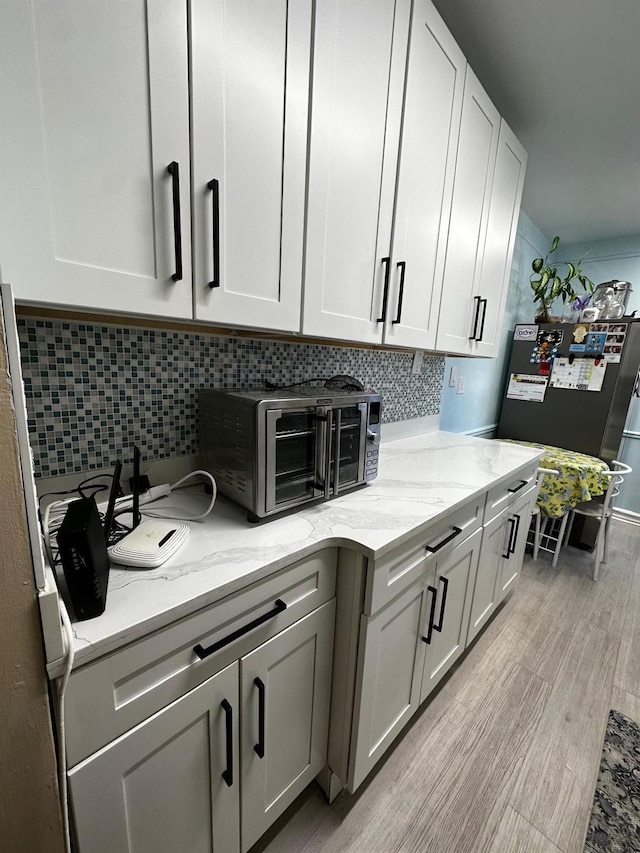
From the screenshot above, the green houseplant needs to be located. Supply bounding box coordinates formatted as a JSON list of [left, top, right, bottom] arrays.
[[530, 236, 594, 322]]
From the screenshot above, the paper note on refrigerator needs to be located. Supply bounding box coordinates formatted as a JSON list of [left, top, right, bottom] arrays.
[[506, 374, 548, 402], [549, 357, 607, 391]]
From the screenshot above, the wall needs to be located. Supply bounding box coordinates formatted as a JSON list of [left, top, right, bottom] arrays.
[[18, 317, 445, 478], [439, 212, 550, 434], [0, 309, 64, 850]]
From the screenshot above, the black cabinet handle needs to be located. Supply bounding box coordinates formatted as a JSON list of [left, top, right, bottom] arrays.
[[392, 261, 406, 325], [425, 526, 462, 554], [510, 513, 521, 555], [476, 298, 488, 341], [431, 575, 449, 634], [207, 179, 220, 288], [469, 295, 481, 340], [507, 479, 528, 494], [221, 699, 233, 787], [193, 599, 287, 660], [503, 517, 516, 559], [376, 257, 391, 323], [167, 162, 182, 282], [254, 677, 265, 759], [421, 583, 439, 645]]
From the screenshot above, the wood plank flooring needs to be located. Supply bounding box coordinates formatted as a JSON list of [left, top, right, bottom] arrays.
[[256, 519, 640, 853]]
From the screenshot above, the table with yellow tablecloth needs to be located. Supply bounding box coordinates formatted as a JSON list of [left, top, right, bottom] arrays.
[[500, 440, 610, 518]]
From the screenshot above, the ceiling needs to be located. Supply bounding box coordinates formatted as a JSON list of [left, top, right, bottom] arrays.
[[431, 0, 640, 245]]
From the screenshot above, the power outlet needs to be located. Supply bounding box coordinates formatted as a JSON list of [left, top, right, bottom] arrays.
[[456, 376, 466, 395], [412, 351, 423, 374], [449, 366, 459, 388]]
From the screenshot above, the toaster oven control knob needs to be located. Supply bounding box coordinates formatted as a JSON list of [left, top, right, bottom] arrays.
[[367, 429, 381, 445]]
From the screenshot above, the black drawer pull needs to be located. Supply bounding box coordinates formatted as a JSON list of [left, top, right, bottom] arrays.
[[207, 178, 220, 288], [503, 516, 516, 559], [507, 479, 528, 494], [254, 677, 265, 759], [469, 295, 481, 340], [476, 297, 488, 342], [167, 161, 183, 282], [392, 261, 406, 325], [431, 575, 449, 634], [193, 599, 287, 660], [376, 257, 391, 323], [510, 513, 521, 555], [425, 526, 462, 554], [221, 699, 233, 787], [421, 583, 439, 645]]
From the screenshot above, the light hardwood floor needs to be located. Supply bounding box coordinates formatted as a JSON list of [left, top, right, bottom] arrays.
[[256, 519, 640, 853]]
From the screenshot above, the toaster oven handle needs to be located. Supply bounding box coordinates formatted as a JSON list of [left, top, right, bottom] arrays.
[[324, 409, 334, 500], [333, 409, 342, 496]]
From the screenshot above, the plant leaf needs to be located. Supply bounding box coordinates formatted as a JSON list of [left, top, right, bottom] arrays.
[[550, 236, 560, 253], [532, 258, 543, 274], [565, 262, 577, 279]]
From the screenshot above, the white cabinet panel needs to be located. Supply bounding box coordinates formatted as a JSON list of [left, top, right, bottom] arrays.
[[69, 663, 239, 853], [420, 527, 481, 702], [497, 487, 536, 602], [468, 509, 509, 645], [302, 0, 410, 343], [192, 0, 311, 331], [0, 0, 192, 318], [240, 600, 335, 852], [383, 0, 466, 350], [471, 120, 527, 358], [435, 69, 501, 354], [349, 581, 427, 791]]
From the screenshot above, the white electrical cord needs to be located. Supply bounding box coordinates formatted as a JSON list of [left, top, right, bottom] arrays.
[[140, 470, 217, 521], [56, 598, 75, 853]]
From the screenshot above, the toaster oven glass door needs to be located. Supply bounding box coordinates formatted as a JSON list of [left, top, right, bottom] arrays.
[[265, 408, 324, 512], [329, 402, 368, 493]]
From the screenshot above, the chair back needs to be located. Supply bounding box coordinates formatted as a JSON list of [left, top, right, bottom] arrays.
[[600, 460, 632, 514]]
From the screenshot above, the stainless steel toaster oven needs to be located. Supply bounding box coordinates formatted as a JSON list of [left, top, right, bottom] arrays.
[[198, 388, 382, 520]]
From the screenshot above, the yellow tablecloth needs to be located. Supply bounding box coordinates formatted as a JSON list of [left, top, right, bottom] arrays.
[[501, 440, 610, 518]]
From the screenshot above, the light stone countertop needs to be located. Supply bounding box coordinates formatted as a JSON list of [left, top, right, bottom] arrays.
[[54, 431, 542, 675]]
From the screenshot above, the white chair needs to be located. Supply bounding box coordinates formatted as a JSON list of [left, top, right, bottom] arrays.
[[562, 460, 632, 581], [530, 467, 564, 565]]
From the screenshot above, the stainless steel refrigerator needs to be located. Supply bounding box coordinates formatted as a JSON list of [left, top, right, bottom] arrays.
[[496, 319, 640, 547]]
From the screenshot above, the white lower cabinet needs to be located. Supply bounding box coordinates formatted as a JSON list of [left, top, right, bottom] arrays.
[[467, 484, 537, 644], [349, 526, 481, 791], [69, 599, 335, 853], [69, 662, 240, 853], [419, 527, 481, 702]]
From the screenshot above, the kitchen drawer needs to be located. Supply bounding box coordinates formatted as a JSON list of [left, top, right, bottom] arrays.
[[65, 548, 336, 767], [364, 496, 484, 616], [483, 464, 537, 523]]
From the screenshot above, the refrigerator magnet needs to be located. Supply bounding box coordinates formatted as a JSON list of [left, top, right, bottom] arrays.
[[584, 332, 606, 355], [572, 323, 589, 343], [513, 324, 539, 341]]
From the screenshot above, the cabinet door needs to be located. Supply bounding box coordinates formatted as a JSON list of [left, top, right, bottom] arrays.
[[0, 0, 192, 318], [497, 487, 536, 602], [69, 663, 239, 853], [383, 0, 466, 350], [302, 0, 410, 343], [349, 581, 428, 792], [191, 0, 311, 331], [435, 69, 500, 355], [240, 600, 335, 852], [467, 509, 511, 645], [471, 120, 527, 358], [420, 527, 481, 703]]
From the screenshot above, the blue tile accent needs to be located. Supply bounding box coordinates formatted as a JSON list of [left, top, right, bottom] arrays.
[[18, 318, 444, 477]]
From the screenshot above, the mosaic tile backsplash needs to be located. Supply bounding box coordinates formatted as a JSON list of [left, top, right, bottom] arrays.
[[18, 318, 445, 478]]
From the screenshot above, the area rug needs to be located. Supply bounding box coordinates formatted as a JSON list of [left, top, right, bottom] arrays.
[[584, 710, 640, 852]]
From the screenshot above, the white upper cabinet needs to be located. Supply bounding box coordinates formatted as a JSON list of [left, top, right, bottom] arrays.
[[383, 0, 466, 350], [0, 0, 192, 319], [301, 0, 411, 343], [471, 120, 527, 358], [435, 69, 501, 354], [191, 0, 311, 331]]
